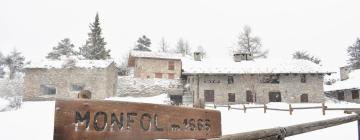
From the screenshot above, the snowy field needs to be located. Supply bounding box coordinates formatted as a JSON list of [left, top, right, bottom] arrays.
[[0, 95, 359, 140]]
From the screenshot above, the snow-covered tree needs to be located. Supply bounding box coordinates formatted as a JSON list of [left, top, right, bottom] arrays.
[[196, 45, 207, 58], [292, 51, 321, 64], [134, 35, 151, 51], [234, 25, 268, 58], [158, 37, 169, 53], [0, 52, 4, 78], [46, 38, 76, 60], [117, 51, 130, 76], [3, 49, 25, 79], [347, 38, 360, 69], [175, 38, 191, 56], [79, 13, 111, 60]]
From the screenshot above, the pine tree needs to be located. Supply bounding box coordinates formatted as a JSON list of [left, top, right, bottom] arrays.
[[79, 13, 111, 60], [134, 35, 151, 51], [3, 49, 25, 79], [46, 38, 76, 60], [235, 25, 268, 58], [347, 38, 360, 69], [292, 51, 321, 64]]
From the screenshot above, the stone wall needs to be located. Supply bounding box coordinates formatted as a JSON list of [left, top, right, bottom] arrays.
[[117, 76, 183, 97], [187, 74, 325, 104], [24, 64, 117, 101], [325, 89, 360, 103], [133, 58, 181, 79]]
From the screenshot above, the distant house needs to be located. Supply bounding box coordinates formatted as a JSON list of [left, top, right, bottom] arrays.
[[128, 51, 182, 79], [182, 53, 332, 105], [23, 59, 118, 101], [324, 67, 360, 103]]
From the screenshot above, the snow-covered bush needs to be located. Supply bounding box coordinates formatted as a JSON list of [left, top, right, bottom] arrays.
[[0, 73, 23, 111]]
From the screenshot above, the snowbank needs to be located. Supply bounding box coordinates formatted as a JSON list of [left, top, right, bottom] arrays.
[[107, 94, 170, 104], [0, 98, 10, 111]]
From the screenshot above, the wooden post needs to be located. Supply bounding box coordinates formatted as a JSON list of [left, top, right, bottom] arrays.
[[243, 104, 247, 113], [264, 104, 267, 113], [358, 119, 360, 140], [322, 103, 327, 116], [289, 104, 293, 115]]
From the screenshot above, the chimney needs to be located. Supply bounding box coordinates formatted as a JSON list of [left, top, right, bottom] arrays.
[[233, 52, 253, 62], [340, 66, 351, 81], [194, 52, 202, 61]]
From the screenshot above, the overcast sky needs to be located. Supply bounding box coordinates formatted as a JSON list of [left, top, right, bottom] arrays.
[[1, 0, 360, 71]]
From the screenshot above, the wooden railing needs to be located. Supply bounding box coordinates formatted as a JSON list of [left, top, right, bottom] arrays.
[[206, 103, 360, 115], [209, 114, 360, 140]]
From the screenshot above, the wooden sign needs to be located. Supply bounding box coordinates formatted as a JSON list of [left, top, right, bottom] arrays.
[[54, 99, 222, 140]]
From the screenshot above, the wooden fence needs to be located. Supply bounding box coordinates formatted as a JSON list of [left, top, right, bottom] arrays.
[[209, 114, 360, 140], [206, 103, 360, 115]]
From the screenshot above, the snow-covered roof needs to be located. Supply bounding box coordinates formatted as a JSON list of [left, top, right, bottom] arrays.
[[130, 51, 182, 60], [182, 58, 333, 75], [324, 69, 360, 92], [24, 59, 114, 69]]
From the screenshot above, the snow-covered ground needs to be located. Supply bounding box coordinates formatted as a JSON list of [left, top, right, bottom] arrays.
[[0, 94, 359, 140]]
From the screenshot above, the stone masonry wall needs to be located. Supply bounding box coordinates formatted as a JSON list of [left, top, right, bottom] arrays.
[[133, 58, 181, 79], [24, 64, 117, 101], [187, 74, 325, 104]]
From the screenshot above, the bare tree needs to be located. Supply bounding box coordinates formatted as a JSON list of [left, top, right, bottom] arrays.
[[158, 37, 169, 53], [234, 25, 268, 58], [175, 38, 191, 56]]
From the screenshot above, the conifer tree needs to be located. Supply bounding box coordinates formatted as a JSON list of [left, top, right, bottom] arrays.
[[3, 49, 25, 79], [347, 38, 360, 69], [46, 38, 76, 60], [134, 35, 151, 51], [79, 13, 111, 60]]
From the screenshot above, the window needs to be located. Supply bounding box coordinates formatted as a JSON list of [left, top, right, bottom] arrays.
[[228, 93, 235, 102], [300, 94, 308, 103], [204, 90, 214, 102], [261, 75, 280, 84], [269, 92, 281, 102], [70, 83, 85, 92], [168, 73, 175, 79], [155, 73, 163, 78], [337, 91, 345, 100], [228, 76, 234, 84], [40, 85, 56, 95], [168, 61, 175, 70], [352, 90, 359, 99], [246, 90, 253, 102], [170, 95, 183, 105], [300, 74, 306, 83]]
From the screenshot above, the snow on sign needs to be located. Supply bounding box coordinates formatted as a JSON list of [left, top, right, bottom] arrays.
[[53, 99, 222, 140]]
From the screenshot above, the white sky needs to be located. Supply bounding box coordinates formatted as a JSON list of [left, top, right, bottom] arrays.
[[1, 0, 360, 71]]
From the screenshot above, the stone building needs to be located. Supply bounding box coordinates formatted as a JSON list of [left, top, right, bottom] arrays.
[[182, 53, 332, 105], [324, 67, 360, 103], [23, 59, 117, 101], [128, 51, 182, 79]]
